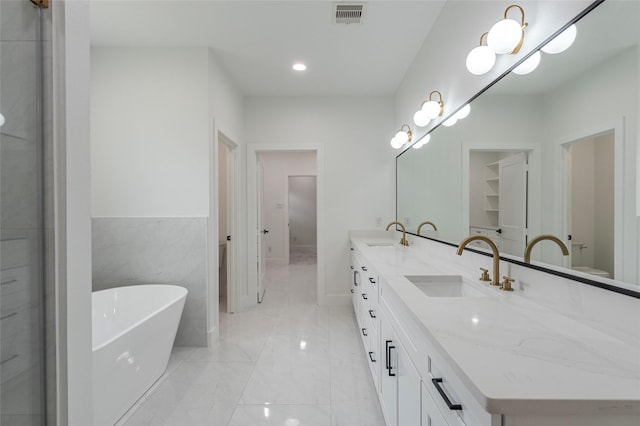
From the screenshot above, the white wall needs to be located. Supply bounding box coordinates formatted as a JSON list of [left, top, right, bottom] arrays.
[[245, 97, 395, 297], [259, 152, 316, 261], [91, 47, 210, 217], [394, 0, 592, 141]]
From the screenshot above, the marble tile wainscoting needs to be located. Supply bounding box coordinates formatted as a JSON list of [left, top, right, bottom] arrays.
[[92, 217, 209, 347]]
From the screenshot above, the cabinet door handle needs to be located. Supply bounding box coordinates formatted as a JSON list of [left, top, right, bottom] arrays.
[[361, 294, 368, 300], [388, 344, 396, 376], [431, 378, 462, 410], [361, 266, 368, 272], [368, 277, 376, 284], [361, 328, 367, 337], [368, 351, 376, 363], [350, 289, 354, 294], [353, 271, 359, 286], [368, 309, 376, 318], [350, 266, 354, 270], [385, 340, 390, 369]]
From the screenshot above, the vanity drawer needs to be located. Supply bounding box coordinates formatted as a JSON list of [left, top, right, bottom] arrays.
[[427, 355, 492, 426]]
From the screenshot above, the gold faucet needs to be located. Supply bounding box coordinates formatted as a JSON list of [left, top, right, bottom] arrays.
[[456, 235, 501, 286], [385, 221, 409, 246], [416, 221, 437, 236], [524, 234, 569, 263]]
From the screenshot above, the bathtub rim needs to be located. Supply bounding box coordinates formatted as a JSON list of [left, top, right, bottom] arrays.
[[92, 284, 188, 351]]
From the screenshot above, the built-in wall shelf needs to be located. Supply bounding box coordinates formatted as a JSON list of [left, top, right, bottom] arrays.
[[484, 162, 500, 218]]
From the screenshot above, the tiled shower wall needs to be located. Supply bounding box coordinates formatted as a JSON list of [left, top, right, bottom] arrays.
[[92, 217, 209, 347], [1, 0, 55, 424]]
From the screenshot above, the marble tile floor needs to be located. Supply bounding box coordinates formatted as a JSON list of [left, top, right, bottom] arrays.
[[118, 263, 385, 426]]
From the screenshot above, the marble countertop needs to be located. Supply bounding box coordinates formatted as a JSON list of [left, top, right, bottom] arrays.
[[351, 236, 640, 416]]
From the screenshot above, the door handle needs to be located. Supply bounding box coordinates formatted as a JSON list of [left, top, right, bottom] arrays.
[[262, 229, 269, 234]]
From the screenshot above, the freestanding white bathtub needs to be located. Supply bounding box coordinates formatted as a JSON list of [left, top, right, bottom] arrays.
[[92, 284, 187, 426]]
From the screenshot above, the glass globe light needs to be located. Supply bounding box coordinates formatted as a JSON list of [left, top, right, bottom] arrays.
[[413, 109, 431, 127], [487, 18, 523, 54], [541, 25, 577, 54], [395, 130, 409, 145], [513, 51, 541, 75], [455, 104, 471, 120], [390, 136, 401, 149], [421, 100, 441, 120], [466, 45, 496, 75]]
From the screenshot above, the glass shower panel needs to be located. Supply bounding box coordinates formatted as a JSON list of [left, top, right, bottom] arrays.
[[1, 1, 52, 424]]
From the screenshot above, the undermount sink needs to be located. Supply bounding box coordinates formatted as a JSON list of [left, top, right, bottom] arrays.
[[366, 242, 395, 247], [405, 275, 487, 298]]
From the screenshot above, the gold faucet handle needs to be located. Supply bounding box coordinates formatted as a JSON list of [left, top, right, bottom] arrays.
[[500, 276, 515, 292], [479, 268, 491, 282]]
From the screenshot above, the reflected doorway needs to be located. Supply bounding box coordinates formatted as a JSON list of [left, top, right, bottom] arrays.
[[468, 150, 529, 256], [287, 176, 317, 264], [566, 131, 615, 279]]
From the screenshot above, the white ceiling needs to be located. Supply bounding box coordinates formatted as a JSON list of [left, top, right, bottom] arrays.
[[89, 1, 446, 97]]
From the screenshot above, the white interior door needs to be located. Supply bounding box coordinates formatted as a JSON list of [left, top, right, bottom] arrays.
[[257, 159, 267, 303], [499, 152, 528, 256]]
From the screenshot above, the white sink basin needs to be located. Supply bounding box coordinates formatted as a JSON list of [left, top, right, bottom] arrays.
[[405, 275, 487, 298]]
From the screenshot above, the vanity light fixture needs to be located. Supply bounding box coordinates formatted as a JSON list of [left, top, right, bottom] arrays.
[[390, 124, 412, 149], [541, 24, 577, 54], [487, 5, 528, 55], [466, 32, 496, 75], [413, 91, 444, 127], [512, 50, 541, 75], [412, 134, 431, 149]]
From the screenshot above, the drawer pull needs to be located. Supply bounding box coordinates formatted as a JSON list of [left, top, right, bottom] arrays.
[[432, 378, 462, 410], [361, 266, 368, 272], [368, 277, 376, 284], [0, 312, 18, 321], [368, 351, 376, 363], [362, 294, 368, 300], [1, 279, 17, 286], [385, 340, 396, 377], [350, 266, 354, 270], [350, 289, 354, 294], [368, 309, 376, 319], [361, 328, 367, 337], [353, 271, 359, 286]]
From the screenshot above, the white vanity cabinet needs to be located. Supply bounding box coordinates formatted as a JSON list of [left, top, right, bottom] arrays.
[[351, 249, 381, 389], [379, 309, 421, 426]]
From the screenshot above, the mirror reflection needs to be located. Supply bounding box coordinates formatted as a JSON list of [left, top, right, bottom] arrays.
[[396, 0, 639, 286]]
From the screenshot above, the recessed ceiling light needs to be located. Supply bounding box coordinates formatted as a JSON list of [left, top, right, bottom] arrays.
[[292, 63, 307, 71]]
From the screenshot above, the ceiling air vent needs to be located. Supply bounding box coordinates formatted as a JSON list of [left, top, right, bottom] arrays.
[[334, 3, 364, 24]]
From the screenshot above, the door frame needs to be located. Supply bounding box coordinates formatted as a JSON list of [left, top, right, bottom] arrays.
[[284, 174, 317, 265], [209, 125, 239, 343], [556, 118, 623, 278], [246, 144, 326, 307], [462, 141, 541, 252]]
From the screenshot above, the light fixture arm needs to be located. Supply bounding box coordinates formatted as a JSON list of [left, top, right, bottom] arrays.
[[428, 91, 444, 117], [479, 32, 489, 46], [399, 124, 412, 142], [504, 4, 528, 54]]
